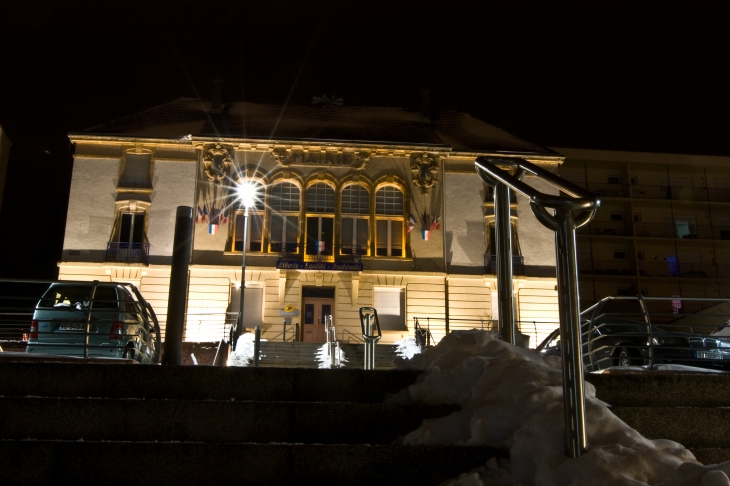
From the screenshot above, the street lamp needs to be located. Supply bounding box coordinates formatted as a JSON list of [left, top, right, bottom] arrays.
[[232, 180, 258, 350]]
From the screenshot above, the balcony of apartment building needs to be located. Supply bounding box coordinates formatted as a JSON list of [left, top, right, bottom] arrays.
[[571, 182, 730, 203], [578, 259, 730, 280], [578, 221, 730, 242]]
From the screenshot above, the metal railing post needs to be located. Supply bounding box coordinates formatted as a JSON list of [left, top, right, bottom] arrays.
[[359, 307, 381, 370], [476, 156, 600, 458], [253, 325, 261, 367], [84, 280, 99, 359]]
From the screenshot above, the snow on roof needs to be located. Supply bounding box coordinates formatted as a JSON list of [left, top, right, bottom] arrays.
[[80, 97, 555, 155], [391, 330, 730, 486]]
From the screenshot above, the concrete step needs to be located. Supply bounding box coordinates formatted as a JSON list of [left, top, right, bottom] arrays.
[[611, 407, 730, 449], [0, 441, 504, 486], [0, 397, 455, 444], [0, 362, 421, 402], [589, 372, 730, 408]]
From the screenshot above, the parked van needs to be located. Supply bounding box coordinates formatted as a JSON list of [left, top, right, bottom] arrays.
[[26, 282, 161, 364]]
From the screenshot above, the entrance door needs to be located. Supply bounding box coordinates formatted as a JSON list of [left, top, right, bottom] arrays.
[[302, 297, 333, 343]]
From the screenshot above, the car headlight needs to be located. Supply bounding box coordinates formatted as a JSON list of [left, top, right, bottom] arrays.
[[651, 337, 685, 346], [716, 340, 730, 348]]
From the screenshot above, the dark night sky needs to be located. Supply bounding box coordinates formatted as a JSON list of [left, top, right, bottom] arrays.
[[0, 0, 728, 278]]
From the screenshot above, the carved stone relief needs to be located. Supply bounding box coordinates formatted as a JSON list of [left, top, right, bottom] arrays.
[[203, 143, 234, 184], [411, 152, 439, 193], [270, 148, 370, 169]]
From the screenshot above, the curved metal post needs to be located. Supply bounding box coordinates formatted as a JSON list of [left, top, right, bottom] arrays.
[[234, 206, 249, 351]]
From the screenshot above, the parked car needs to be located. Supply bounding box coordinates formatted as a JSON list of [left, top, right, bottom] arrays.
[[537, 318, 730, 371], [26, 282, 161, 364]]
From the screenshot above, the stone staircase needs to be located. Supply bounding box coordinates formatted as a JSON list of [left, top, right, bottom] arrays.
[[257, 341, 398, 369], [589, 371, 730, 464], [0, 361, 499, 485]]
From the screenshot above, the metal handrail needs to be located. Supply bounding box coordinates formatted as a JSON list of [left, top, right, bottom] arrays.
[[476, 156, 600, 459], [340, 328, 364, 343]]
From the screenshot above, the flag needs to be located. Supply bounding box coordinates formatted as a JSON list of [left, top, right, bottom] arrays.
[[202, 204, 208, 223], [196, 205, 203, 224], [407, 213, 417, 233], [421, 230, 431, 241], [221, 209, 229, 225], [422, 211, 430, 231], [316, 240, 325, 252], [208, 223, 218, 235], [431, 215, 441, 231]]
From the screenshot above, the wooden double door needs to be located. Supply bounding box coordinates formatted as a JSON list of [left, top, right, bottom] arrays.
[[302, 297, 334, 343]]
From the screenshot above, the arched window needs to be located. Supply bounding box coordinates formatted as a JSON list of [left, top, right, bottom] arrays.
[[305, 182, 335, 258], [269, 181, 301, 253], [340, 184, 370, 256], [233, 181, 265, 252], [375, 185, 405, 257]]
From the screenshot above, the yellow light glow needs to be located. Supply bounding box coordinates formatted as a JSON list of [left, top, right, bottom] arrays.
[[236, 182, 258, 208]]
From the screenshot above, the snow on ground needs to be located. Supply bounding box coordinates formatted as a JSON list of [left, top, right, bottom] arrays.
[[598, 364, 726, 374], [394, 337, 422, 360], [228, 333, 266, 367], [315, 342, 348, 368], [389, 330, 730, 486]]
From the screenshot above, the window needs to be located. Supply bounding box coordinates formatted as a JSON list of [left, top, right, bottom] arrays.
[[114, 212, 146, 247], [341, 184, 370, 256], [373, 287, 406, 330], [269, 182, 300, 253], [610, 213, 624, 221], [305, 183, 335, 257], [613, 251, 627, 259], [233, 181, 265, 252], [375, 186, 404, 257], [607, 176, 621, 184], [487, 222, 521, 256]]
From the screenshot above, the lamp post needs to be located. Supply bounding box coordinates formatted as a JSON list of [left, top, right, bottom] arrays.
[[233, 181, 257, 351]]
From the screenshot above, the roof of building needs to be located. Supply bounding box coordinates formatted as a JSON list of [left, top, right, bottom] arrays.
[[79, 97, 556, 155]]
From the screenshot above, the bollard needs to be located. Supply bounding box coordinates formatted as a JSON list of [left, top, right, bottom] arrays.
[[359, 307, 382, 370], [253, 325, 261, 367], [162, 206, 194, 366]]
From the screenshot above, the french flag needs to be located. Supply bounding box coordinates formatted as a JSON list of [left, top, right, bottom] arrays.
[[208, 223, 218, 235], [421, 230, 431, 241]]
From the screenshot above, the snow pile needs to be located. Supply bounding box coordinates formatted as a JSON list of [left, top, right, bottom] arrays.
[[228, 333, 266, 367], [599, 364, 726, 374], [389, 330, 730, 486], [315, 342, 348, 368], [394, 337, 422, 360]]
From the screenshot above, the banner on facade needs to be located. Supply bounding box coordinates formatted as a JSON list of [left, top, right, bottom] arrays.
[[276, 261, 363, 271]]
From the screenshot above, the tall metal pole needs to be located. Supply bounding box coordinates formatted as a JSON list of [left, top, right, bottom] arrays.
[[494, 183, 516, 344], [554, 208, 588, 457], [233, 205, 249, 351], [163, 206, 193, 365]]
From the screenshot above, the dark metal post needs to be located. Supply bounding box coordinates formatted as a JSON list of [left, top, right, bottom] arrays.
[[162, 206, 193, 366], [234, 206, 249, 350], [494, 182, 516, 344], [253, 325, 261, 367]]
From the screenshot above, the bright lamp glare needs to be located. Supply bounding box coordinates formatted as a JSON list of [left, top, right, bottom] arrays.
[[236, 182, 257, 208]]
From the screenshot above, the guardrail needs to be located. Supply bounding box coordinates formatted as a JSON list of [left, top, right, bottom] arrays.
[[106, 240, 150, 264], [572, 182, 730, 202], [576, 296, 730, 372], [412, 317, 558, 350]]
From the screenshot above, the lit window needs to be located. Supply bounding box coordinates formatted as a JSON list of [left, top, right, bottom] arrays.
[[269, 182, 300, 253], [375, 186, 404, 257], [305, 183, 335, 258], [341, 185, 370, 256], [233, 181, 265, 252]]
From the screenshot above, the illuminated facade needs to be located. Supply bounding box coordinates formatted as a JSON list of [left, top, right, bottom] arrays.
[[61, 98, 563, 347], [557, 148, 730, 307]]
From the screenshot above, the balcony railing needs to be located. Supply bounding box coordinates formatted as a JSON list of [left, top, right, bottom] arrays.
[[579, 221, 730, 241], [106, 241, 150, 264], [577, 221, 633, 236], [572, 182, 730, 203], [578, 259, 730, 279], [484, 254, 525, 275], [278, 244, 362, 264]]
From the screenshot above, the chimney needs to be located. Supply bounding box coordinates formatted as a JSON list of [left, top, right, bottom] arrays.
[[212, 78, 224, 114], [420, 89, 431, 120]]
